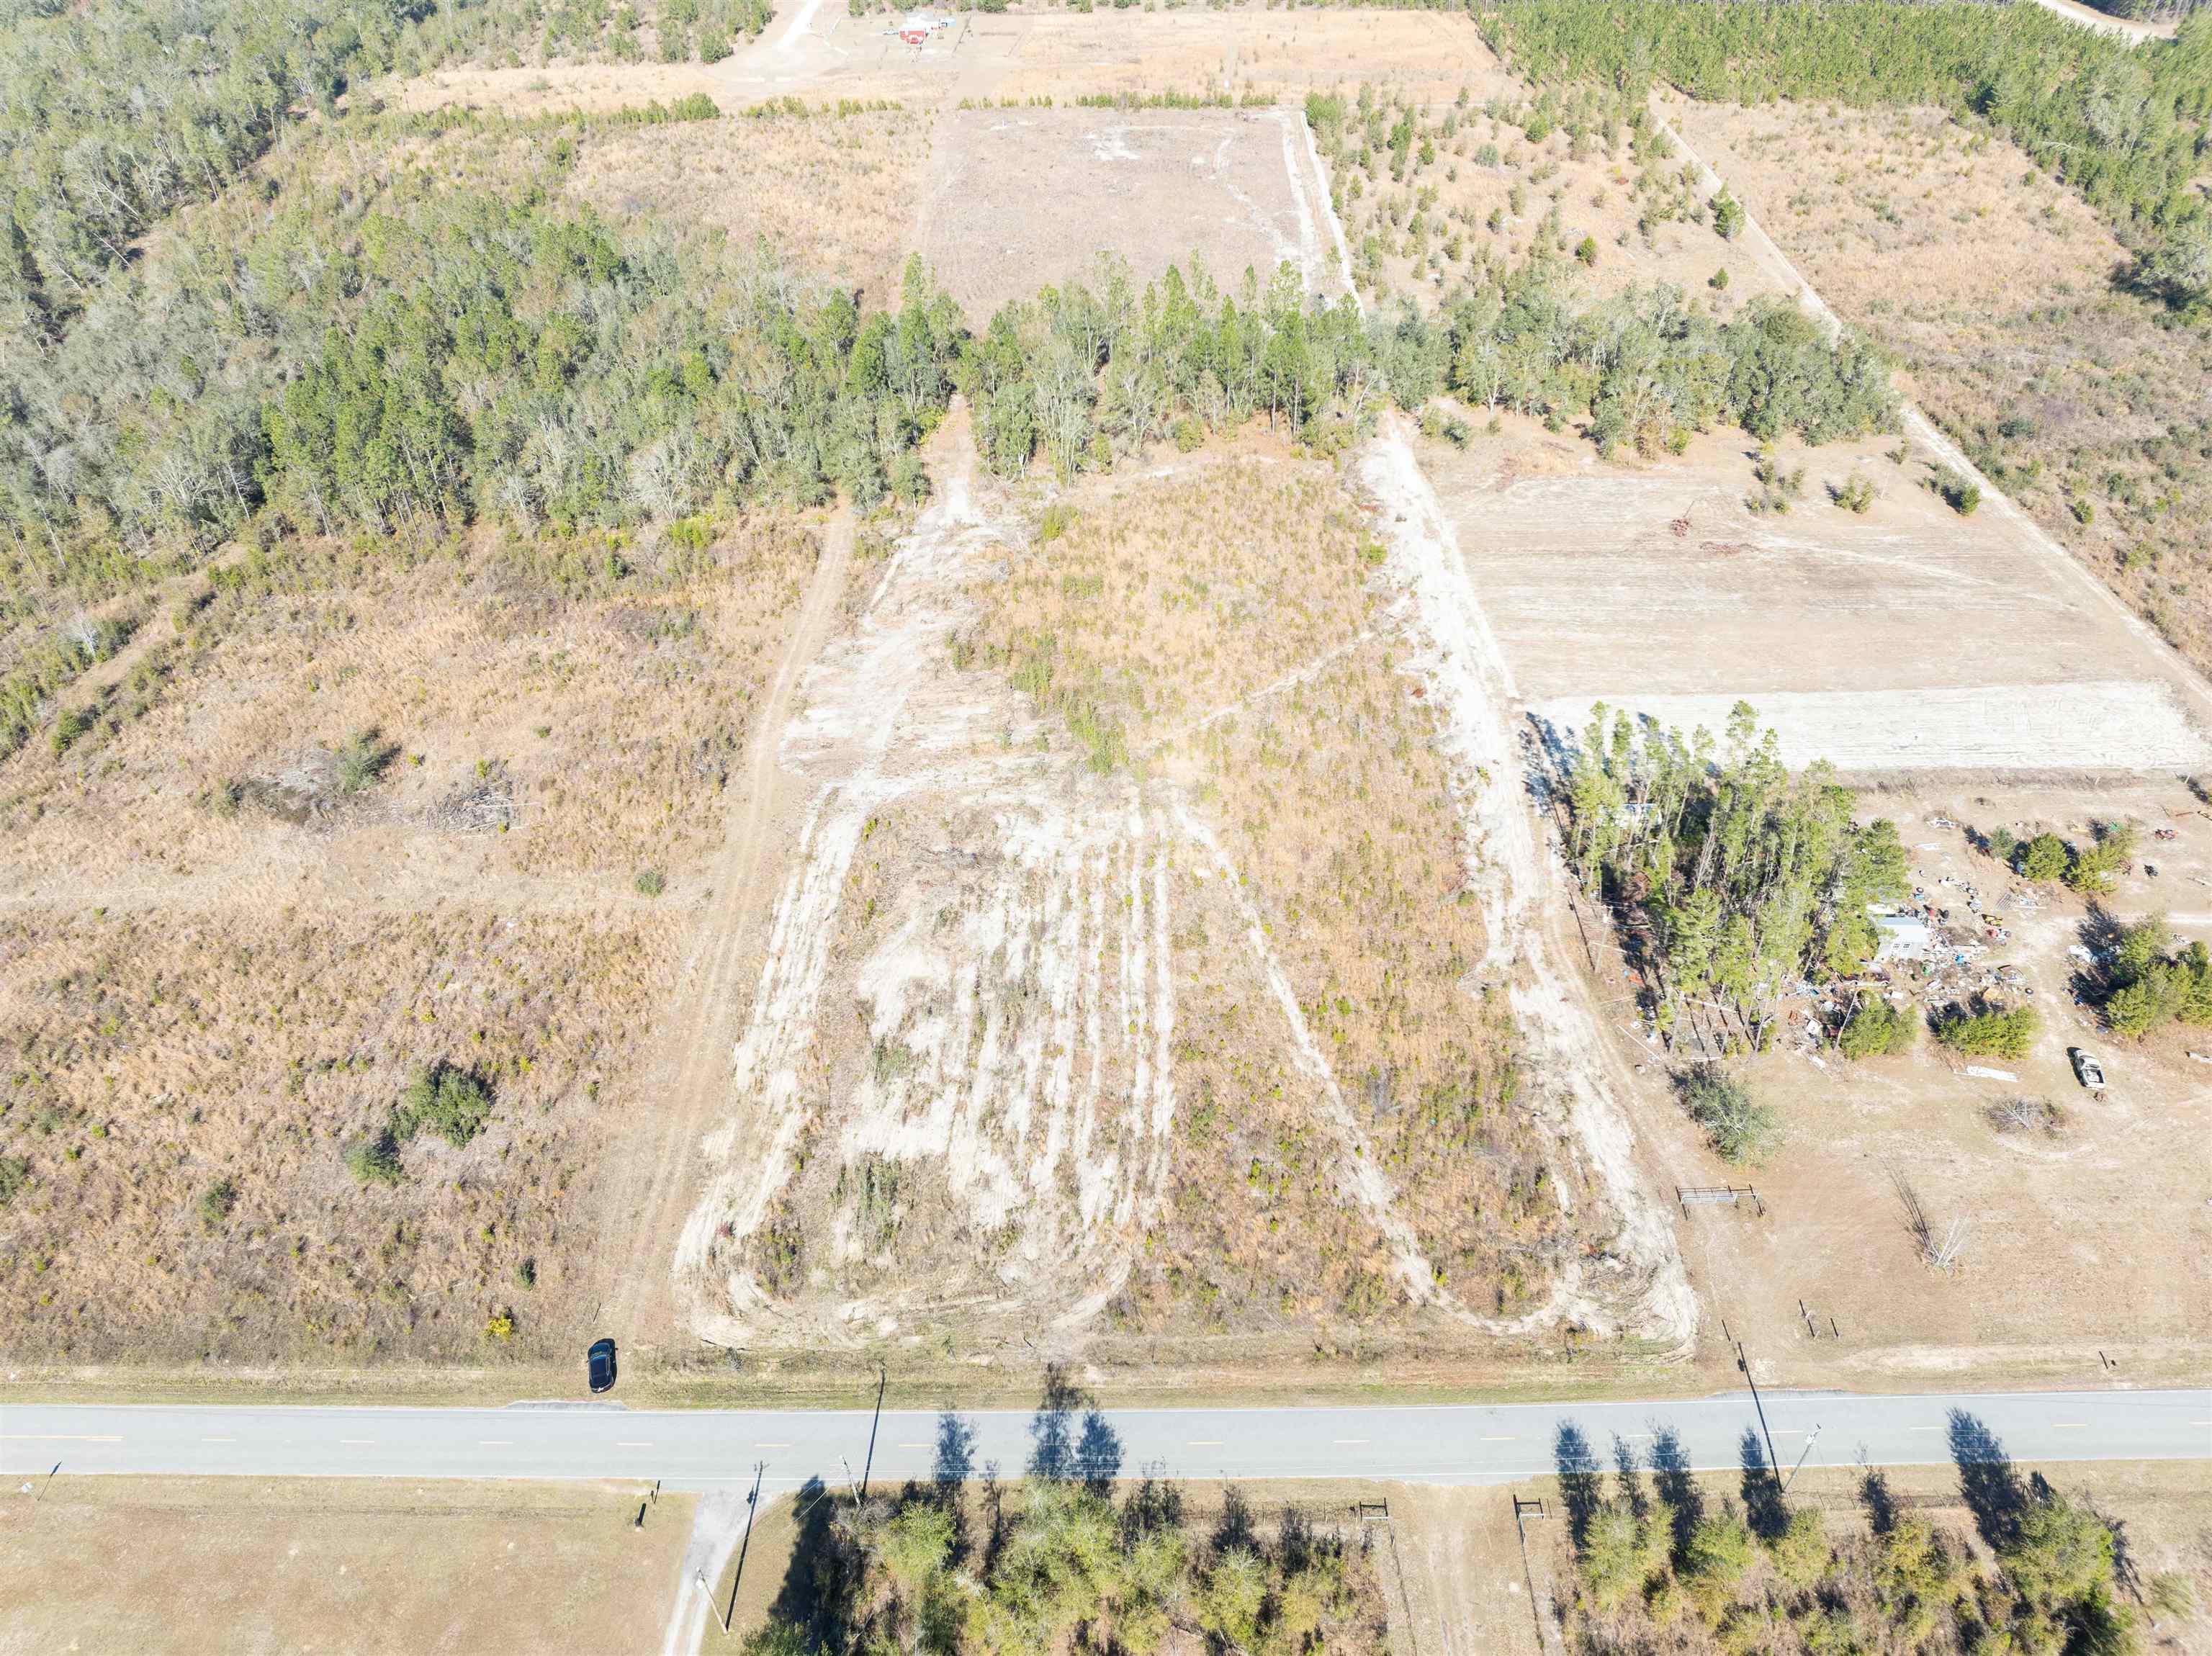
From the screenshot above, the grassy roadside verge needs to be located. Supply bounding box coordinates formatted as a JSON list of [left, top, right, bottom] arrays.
[[6, 1340, 2208, 1411]]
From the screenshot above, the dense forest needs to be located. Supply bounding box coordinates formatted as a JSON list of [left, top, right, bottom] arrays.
[[1480, 0, 2212, 302], [1560, 701, 1911, 1038]]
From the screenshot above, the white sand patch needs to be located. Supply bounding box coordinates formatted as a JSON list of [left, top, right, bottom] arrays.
[[840, 803, 1178, 1254], [1357, 420, 1699, 1346], [1534, 683, 2211, 773], [678, 423, 1194, 1347]]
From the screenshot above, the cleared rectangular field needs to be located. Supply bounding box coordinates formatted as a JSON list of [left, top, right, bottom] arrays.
[[0, 1477, 691, 1655], [914, 107, 1347, 318], [1416, 418, 2212, 773]]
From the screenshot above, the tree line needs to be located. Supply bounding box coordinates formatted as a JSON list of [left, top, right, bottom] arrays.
[[1556, 1415, 2171, 1655], [961, 245, 1895, 484]]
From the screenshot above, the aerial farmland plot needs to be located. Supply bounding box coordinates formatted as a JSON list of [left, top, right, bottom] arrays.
[[1411, 415, 2212, 776], [914, 106, 1350, 315]]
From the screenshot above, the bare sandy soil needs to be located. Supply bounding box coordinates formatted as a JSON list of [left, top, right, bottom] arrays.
[[916, 106, 1346, 316], [1413, 411, 2212, 775], [667, 410, 1687, 1368], [0, 1476, 692, 1655]]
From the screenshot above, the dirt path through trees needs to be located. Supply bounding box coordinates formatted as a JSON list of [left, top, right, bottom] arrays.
[[594, 513, 858, 1354]]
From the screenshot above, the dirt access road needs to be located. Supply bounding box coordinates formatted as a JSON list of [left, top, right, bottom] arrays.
[[593, 513, 857, 1354]]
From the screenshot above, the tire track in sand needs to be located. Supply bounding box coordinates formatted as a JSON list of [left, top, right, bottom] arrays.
[[597, 511, 858, 1349]]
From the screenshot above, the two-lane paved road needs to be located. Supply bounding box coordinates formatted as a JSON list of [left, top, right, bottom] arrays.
[[5, 1389, 2207, 1490]]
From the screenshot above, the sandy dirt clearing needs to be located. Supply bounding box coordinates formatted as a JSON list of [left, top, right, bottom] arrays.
[[1357, 420, 1698, 1348], [1650, 103, 2212, 739], [598, 513, 856, 1353]]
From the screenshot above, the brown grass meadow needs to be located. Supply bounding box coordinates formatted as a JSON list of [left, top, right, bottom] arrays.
[[0, 515, 821, 1364]]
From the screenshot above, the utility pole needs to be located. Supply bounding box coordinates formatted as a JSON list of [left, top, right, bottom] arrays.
[[698, 1462, 765, 1640], [1736, 1340, 1781, 1478]]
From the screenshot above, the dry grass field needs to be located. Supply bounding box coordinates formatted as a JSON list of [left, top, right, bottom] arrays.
[[567, 102, 928, 301], [390, 1, 1504, 119], [0, 519, 821, 1365], [916, 106, 1346, 316], [1671, 98, 2212, 681], [0, 1476, 691, 1655]]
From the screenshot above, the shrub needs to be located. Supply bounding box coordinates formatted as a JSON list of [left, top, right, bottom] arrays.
[[334, 727, 395, 793], [1710, 189, 1745, 240], [1681, 1066, 1779, 1164], [197, 1178, 238, 1228], [50, 705, 96, 756], [2017, 832, 2071, 882], [635, 868, 667, 897], [1709, 266, 1730, 289], [0, 1155, 29, 1207], [1933, 468, 1981, 515], [1683, 1510, 1754, 1588], [1830, 472, 1874, 513], [343, 1133, 405, 1186], [396, 1063, 494, 1148], [1838, 997, 1914, 1059], [1768, 1508, 1829, 1588], [1575, 234, 1599, 265], [485, 1308, 516, 1342], [2064, 821, 2137, 894], [1934, 1004, 2038, 1059]]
